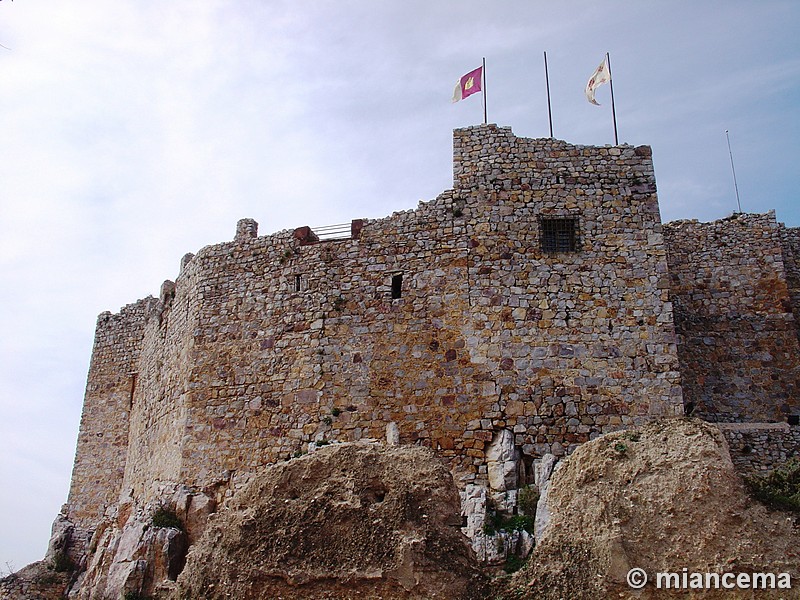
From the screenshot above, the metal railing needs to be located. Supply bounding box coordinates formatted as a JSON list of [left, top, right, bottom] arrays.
[[310, 223, 352, 241]]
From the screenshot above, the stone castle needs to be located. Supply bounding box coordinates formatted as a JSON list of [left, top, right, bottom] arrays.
[[63, 124, 800, 565]]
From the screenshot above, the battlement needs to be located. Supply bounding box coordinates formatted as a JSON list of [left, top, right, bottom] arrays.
[[65, 125, 798, 533]]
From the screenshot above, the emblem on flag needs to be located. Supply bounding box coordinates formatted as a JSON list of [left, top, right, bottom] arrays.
[[452, 66, 483, 103], [585, 56, 611, 105]]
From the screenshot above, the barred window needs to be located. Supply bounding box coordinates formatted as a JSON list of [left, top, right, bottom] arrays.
[[540, 217, 579, 253]]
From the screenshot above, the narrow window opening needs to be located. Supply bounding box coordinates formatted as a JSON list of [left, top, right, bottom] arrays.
[[391, 274, 403, 299], [294, 274, 302, 292], [129, 373, 138, 409], [540, 217, 579, 253]]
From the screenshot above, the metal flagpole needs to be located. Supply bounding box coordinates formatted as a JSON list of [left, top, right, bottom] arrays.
[[482, 57, 488, 124], [606, 52, 619, 145], [544, 52, 553, 138], [726, 130, 743, 213]]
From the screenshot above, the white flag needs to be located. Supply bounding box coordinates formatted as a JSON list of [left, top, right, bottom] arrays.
[[585, 56, 611, 105]]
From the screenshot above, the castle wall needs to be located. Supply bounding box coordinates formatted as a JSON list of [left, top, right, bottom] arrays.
[[664, 212, 800, 422], [779, 225, 800, 343], [169, 125, 682, 493], [119, 263, 200, 501], [66, 298, 158, 529], [719, 423, 800, 474], [67, 124, 800, 532]]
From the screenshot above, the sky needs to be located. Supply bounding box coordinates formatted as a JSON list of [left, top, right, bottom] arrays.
[[1, 0, 799, 571]]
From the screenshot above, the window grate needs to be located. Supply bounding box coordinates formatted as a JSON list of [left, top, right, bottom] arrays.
[[540, 217, 579, 253]]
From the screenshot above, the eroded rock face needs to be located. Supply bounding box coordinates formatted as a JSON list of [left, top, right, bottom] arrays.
[[73, 486, 215, 599], [77, 517, 187, 599], [172, 442, 488, 600]]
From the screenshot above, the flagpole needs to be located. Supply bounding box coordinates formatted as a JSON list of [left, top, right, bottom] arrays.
[[726, 130, 742, 213], [606, 52, 619, 145], [544, 51, 553, 138], [482, 57, 487, 124]]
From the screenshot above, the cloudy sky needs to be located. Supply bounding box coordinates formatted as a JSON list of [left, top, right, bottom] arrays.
[[1, 0, 799, 570]]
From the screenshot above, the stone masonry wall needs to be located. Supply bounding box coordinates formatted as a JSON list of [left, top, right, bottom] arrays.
[[68, 125, 684, 523], [664, 212, 800, 422], [66, 298, 158, 530], [120, 263, 200, 502], [173, 125, 682, 498], [719, 423, 800, 474], [779, 225, 800, 344]]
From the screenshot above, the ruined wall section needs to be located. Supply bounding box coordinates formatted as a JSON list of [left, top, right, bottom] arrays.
[[665, 212, 800, 422], [66, 297, 158, 529], [171, 125, 683, 493]]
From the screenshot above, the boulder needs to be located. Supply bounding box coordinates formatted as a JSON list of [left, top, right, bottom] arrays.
[[172, 442, 488, 599]]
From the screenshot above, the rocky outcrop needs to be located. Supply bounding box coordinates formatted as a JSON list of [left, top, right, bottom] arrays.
[[172, 442, 488, 599], [532, 453, 558, 542], [71, 486, 215, 599], [501, 418, 800, 599]]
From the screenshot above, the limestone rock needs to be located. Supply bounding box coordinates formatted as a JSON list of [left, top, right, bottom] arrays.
[[172, 442, 488, 599], [486, 429, 519, 492], [504, 418, 800, 599], [76, 505, 188, 599], [533, 453, 558, 542]]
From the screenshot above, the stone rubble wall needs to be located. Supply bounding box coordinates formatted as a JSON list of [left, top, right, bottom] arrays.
[[664, 212, 800, 422], [718, 422, 800, 474], [66, 125, 685, 528]]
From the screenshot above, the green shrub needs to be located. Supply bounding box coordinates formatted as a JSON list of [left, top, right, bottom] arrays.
[[483, 512, 535, 536], [331, 407, 342, 417], [623, 430, 641, 442], [503, 515, 535, 534], [517, 485, 539, 516], [124, 592, 152, 600], [151, 504, 183, 531], [612, 441, 628, 456], [746, 460, 800, 513]]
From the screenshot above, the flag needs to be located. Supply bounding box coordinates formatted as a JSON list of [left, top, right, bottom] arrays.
[[452, 66, 483, 103], [585, 56, 611, 105]]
